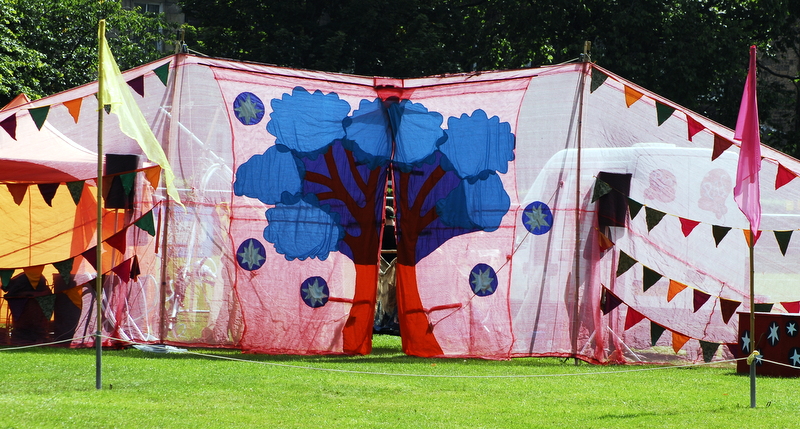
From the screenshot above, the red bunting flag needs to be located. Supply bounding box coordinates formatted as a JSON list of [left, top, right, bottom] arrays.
[[105, 229, 128, 253], [0, 114, 17, 139], [127, 75, 145, 97], [712, 134, 733, 161], [775, 163, 797, 190], [624, 307, 646, 330], [781, 301, 800, 314], [687, 116, 705, 141], [6, 184, 28, 205], [693, 289, 711, 312], [719, 298, 741, 324], [679, 217, 700, 237], [111, 258, 132, 281]]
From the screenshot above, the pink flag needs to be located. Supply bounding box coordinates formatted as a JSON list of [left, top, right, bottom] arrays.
[[733, 45, 761, 234]]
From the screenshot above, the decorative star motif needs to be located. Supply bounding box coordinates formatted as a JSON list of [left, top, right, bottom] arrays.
[[741, 331, 750, 353], [302, 278, 328, 307], [471, 268, 496, 295], [524, 203, 551, 233], [787, 322, 797, 337], [237, 240, 265, 270], [768, 322, 780, 346], [791, 349, 800, 367], [234, 93, 264, 124]]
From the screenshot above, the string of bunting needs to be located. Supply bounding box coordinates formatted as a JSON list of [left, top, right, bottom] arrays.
[[590, 65, 800, 191], [600, 286, 734, 362], [1, 165, 162, 206], [0, 62, 170, 140], [593, 177, 797, 254]]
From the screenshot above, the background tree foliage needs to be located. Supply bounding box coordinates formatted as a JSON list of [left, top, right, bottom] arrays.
[[179, 0, 799, 156], [0, 0, 178, 105]]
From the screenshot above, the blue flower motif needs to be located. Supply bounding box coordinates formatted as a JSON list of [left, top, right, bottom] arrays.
[[236, 238, 267, 271], [300, 276, 330, 308], [522, 201, 553, 235], [233, 92, 265, 125]]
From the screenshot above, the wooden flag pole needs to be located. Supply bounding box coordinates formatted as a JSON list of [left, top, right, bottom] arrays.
[[749, 231, 756, 408], [95, 19, 106, 391]]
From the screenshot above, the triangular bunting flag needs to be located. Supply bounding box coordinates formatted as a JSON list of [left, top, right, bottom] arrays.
[[63, 97, 82, 123], [135, 211, 156, 236], [36, 295, 56, 320], [781, 301, 800, 313], [699, 341, 720, 363], [775, 163, 798, 190], [642, 266, 663, 292], [106, 229, 128, 253], [64, 285, 83, 308], [754, 303, 774, 313], [616, 251, 637, 277], [591, 179, 612, 203], [719, 298, 741, 324], [693, 289, 711, 312], [130, 255, 141, 281], [627, 198, 643, 220], [644, 207, 666, 232], [667, 279, 688, 302], [624, 307, 646, 330], [590, 68, 608, 93], [29, 105, 50, 130], [111, 258, 132, 281], [53, 258, 74, 286], [712, 225, 731, 247], [1, 114, 17, 139], [679, 217, 700, 237], [23, 265, 45, 289], [37, 183, 59, 207], [624, 86, 644, 107], [656, 101, 675, 126], [7, 183, 28, 205], [145, 165, 161, 190], [672, 331, 690, 353], [712, 134, 734, 161], [82, 247, 98, 270], [743, 229, 762, 247], [66, 181, 84, 205], [127, 75, 145, 97], [0, 269, 14, 291], [687, 115, 705, 141], [154, 61, 170, 86], [651, 322, 666, 346], [598, 230, 615, 251], [601, 288, 623, 315], [120, 172, 136, 196]]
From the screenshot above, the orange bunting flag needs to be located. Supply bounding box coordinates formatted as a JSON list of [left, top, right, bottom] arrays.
[[145, 165, 162, 190], [624, 307, 646, 330], [743, 229, 762, 247], [598, 230, 615, 251], [671, 331, 690, 353], [23, 265, 45, 289], [775, 163, 798, 190], [624, 86, 644, 107], [63, 97, 83, 123], [687, 115, 705, 141], [667, 279, 688, 302]]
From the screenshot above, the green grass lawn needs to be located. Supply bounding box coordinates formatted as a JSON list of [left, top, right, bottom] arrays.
[[0, 335, 797, 428]]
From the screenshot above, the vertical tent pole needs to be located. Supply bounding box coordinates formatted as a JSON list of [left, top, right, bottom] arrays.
[[749, 233, 756, 408], [572, 42, 590, 364], [95, 19, 106, 391]]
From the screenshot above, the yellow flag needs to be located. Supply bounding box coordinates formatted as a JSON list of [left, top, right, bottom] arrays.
[[98, 20, 182, 206]]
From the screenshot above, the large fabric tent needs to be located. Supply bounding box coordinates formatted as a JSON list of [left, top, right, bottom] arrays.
[[2, 54, 799, 363]]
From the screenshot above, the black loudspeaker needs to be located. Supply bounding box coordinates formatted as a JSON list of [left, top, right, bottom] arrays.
[[104, 154, 140, 209], [597, 171, 632, 228]]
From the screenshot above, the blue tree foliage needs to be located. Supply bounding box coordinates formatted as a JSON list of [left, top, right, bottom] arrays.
[[439, 109, 515, 182], [266, 87, 351, 156], [342, 98, 392, 169], [388, 100, 447, 170], [263, 196, 344, 261], [233, 145, 304, 205], [435, 173, 510, 231]]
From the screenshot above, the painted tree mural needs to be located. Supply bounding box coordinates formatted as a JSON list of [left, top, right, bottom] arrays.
[[233, 87, 515, 356]]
